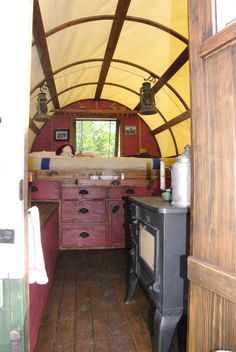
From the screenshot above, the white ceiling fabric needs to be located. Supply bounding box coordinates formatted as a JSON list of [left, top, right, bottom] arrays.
[[30, 0, 190, 157]]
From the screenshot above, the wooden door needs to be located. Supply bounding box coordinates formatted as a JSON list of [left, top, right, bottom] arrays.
[[188, 0, 236, 350]]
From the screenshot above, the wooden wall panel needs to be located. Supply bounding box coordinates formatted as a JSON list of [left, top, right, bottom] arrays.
[[31, 100, 160, 156], [188, 283, 236, 351], [192, 44, 236, 270], [188, 0, 213, 262], [188, 0, 236, 350], [204, 45, 236, 270]]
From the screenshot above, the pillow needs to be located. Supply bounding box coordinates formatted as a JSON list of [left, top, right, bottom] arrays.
[[56, 144, 75, 156]]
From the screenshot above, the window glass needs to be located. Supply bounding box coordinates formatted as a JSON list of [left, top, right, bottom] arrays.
[[212, 0, 236, 33], [75, 119, 118, 157]]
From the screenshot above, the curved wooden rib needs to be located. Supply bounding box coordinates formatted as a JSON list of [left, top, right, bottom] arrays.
[[37, 16, 188, 45], [31, 58, 189, 110]]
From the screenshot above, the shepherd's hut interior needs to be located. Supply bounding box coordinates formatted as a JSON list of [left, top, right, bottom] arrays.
[[1, 0, 236, 351]]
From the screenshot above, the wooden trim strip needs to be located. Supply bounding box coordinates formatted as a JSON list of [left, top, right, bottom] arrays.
[[29, 119, 40, 135], [33, 0, 60, 109], [31, 59, 189, 111], [54, 82, 138, 98], [188, 256, 236, 303], [151, 109, 191, 135], [115, 120, 120, 156], [134, 46, 189, 109], [134, 47, 189, 111], [42, 16, 188, 45], [152, 47, 189, 94], [51, 108, 138, 118], [95, 0, 132, 100], [153, 108, 178, 155], [199, 22, 236, 58]]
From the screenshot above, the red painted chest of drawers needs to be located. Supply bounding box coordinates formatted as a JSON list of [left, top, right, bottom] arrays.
[[31, 178, 157, 249], [31, 180, 60, 200], [61, 184, 107, 249]]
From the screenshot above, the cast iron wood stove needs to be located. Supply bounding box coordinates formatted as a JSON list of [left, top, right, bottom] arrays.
[[125, 196, 189, 352]]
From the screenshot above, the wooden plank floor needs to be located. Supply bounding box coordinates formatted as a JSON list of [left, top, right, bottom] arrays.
[[35, 249, 184, 352]]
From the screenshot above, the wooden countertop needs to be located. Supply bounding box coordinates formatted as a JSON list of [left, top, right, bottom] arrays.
[[31, 202, 58, 227]]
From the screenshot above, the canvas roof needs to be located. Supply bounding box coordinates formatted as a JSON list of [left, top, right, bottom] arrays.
[[30, 0, 190, 157]]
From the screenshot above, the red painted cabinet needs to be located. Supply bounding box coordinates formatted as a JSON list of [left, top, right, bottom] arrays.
[[32, 179, 157, 250], [61, 186, 105, 199], [61, 223, 107, 248], [108, 200, 129, 247], [108, 181, 152, 247], [61, 200, 106, 222], [61, 185, 107, 249], [108, 186, 152, 198], [31, 180, 60, 200]]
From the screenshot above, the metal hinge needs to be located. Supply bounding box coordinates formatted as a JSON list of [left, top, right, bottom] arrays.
[[19, 179, 23, 201], [10, 331, 22, 352]]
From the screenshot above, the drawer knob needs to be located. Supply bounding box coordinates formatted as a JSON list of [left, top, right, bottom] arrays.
[[31, 186, 39, 192], [112, 205, 120, 213], [125, 188, 134, 194], [79, 189, 88, 195], [111, 179, 120, 186], [79, 232, 89, 238], [79, 208, 89, 214]]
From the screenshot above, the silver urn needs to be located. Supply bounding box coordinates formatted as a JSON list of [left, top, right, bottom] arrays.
[[171, 145, 191, 207]]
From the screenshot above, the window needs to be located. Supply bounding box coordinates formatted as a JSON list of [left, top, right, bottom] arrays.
[[75, 119, 119, 157], [212, 0, 236, 33]]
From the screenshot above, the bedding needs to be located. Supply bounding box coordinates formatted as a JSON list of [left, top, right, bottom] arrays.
[[28, 152, 160, 171]]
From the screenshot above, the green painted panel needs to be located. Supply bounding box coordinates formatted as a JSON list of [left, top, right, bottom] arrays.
[[10, 280, 26, 332], [0, 278, 28, 352], [0, 308, 10, 350], [0, 279, 11, 350]]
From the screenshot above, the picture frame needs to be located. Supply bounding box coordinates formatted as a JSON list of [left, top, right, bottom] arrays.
[[54, 129, 70, 141], [125, 125, 137, 135]]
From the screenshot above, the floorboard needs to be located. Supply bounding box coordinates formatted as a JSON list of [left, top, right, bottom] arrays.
[[35, 249, 184, 352]]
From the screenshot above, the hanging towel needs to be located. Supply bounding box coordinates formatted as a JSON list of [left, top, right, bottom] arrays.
[[28, 206, 48, 284]]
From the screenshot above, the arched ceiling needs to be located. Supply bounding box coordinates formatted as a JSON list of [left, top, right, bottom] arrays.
[[30, 0, 190, 157]]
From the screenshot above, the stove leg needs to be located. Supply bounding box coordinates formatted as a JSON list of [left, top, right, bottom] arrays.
[[154, 308, 182, 352], [125, 270, 138, 303]]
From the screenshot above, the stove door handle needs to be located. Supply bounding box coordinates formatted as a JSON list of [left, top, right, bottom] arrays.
[[152, 281, 160, 293], [148, 277, 161, 293]]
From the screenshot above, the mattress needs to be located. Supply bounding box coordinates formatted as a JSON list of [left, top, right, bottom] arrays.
[[28, 152, 160, 171]]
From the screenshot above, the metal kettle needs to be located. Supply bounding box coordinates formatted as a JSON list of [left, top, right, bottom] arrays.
[[171, 145, 191, 207]]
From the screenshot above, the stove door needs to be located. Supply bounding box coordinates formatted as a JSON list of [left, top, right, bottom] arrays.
[[138, 223, 162, 307], [139, 225, 155, 272]]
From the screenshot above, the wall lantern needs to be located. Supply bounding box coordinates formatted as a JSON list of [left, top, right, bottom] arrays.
[[139, 82, 158, 115], [34, 85, 50, 122]]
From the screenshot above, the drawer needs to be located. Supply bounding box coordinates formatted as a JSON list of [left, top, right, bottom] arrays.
[[61, 200, 105, 222], [108, 186, 152, 199], [62, 187, 105, 199], [31, 181, 60, 200], [61, 223, 107, 248]]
